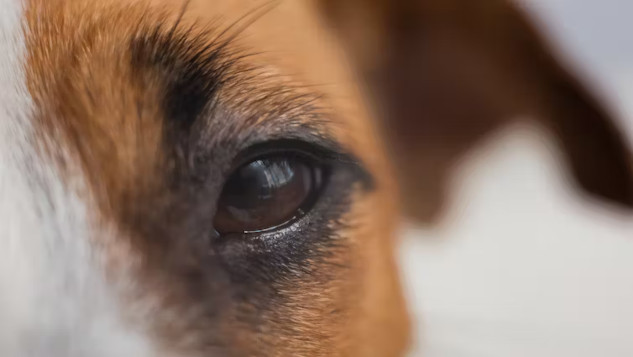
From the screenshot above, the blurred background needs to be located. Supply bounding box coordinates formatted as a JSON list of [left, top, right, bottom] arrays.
[[400, 1, 633, 356]]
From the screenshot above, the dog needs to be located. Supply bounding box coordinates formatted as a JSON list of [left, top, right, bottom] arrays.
[[1, 0, 631, 355]]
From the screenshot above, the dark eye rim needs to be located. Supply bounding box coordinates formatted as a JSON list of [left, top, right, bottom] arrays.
[[214, 140, 334, 236], [226, 139, 342, 173]]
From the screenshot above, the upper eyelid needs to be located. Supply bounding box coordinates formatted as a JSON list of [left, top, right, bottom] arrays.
[[215, 133, 374, 191], [229, 136, 363, 169]]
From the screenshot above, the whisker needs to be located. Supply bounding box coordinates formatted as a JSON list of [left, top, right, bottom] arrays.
[[166, 0, 192, 44], [211, 0, 280, 51]]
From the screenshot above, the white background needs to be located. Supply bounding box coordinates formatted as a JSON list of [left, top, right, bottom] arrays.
[[400, 1, 633, 356]]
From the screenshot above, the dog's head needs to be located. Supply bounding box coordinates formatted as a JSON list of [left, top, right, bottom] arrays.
[[1, 0, 631, 356]]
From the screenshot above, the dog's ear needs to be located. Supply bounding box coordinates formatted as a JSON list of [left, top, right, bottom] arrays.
[[317, 0, 633, 221]]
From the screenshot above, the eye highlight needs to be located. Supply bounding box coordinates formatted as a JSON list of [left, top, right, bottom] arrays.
[[213, 152, 325, 234]]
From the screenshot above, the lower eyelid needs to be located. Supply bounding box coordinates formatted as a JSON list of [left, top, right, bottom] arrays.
[[210, 162, 367, 284]]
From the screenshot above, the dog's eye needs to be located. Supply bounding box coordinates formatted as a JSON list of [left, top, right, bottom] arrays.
[[214, 153, 324, 234]]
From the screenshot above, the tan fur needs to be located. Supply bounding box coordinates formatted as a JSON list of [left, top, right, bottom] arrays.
[[24, 0, 408, 355], [22, 0, 633, 355]]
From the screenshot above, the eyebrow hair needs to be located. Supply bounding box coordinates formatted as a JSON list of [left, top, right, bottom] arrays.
[[128, 22, 327, 136], [128, 23, 373, 190], [128, 1, 280, 133], [130, 24, 232, 132]]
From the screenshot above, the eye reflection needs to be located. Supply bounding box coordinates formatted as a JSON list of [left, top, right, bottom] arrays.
[[213, 154, 323, 234]]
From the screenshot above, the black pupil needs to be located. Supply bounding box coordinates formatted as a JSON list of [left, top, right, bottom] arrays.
[[214, 155, 320, 234]]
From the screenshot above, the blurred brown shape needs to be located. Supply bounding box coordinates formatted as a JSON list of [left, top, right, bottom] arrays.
[[317, 0, 633, 222]]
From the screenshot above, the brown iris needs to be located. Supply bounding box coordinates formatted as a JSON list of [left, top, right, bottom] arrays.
[[214, 154, 323, 234]]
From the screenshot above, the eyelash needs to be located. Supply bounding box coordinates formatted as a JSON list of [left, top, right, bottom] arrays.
[[227, 139, 346, 172]]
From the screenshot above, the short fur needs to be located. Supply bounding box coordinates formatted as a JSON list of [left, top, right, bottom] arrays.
[[0, 0, 630, 356]]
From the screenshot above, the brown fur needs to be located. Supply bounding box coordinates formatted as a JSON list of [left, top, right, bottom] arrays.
[[23, 0, 633, 356], [25, 0, 407, 355]]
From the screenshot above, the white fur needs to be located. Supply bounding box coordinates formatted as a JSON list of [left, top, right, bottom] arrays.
[[0, 1, 156, 355]]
